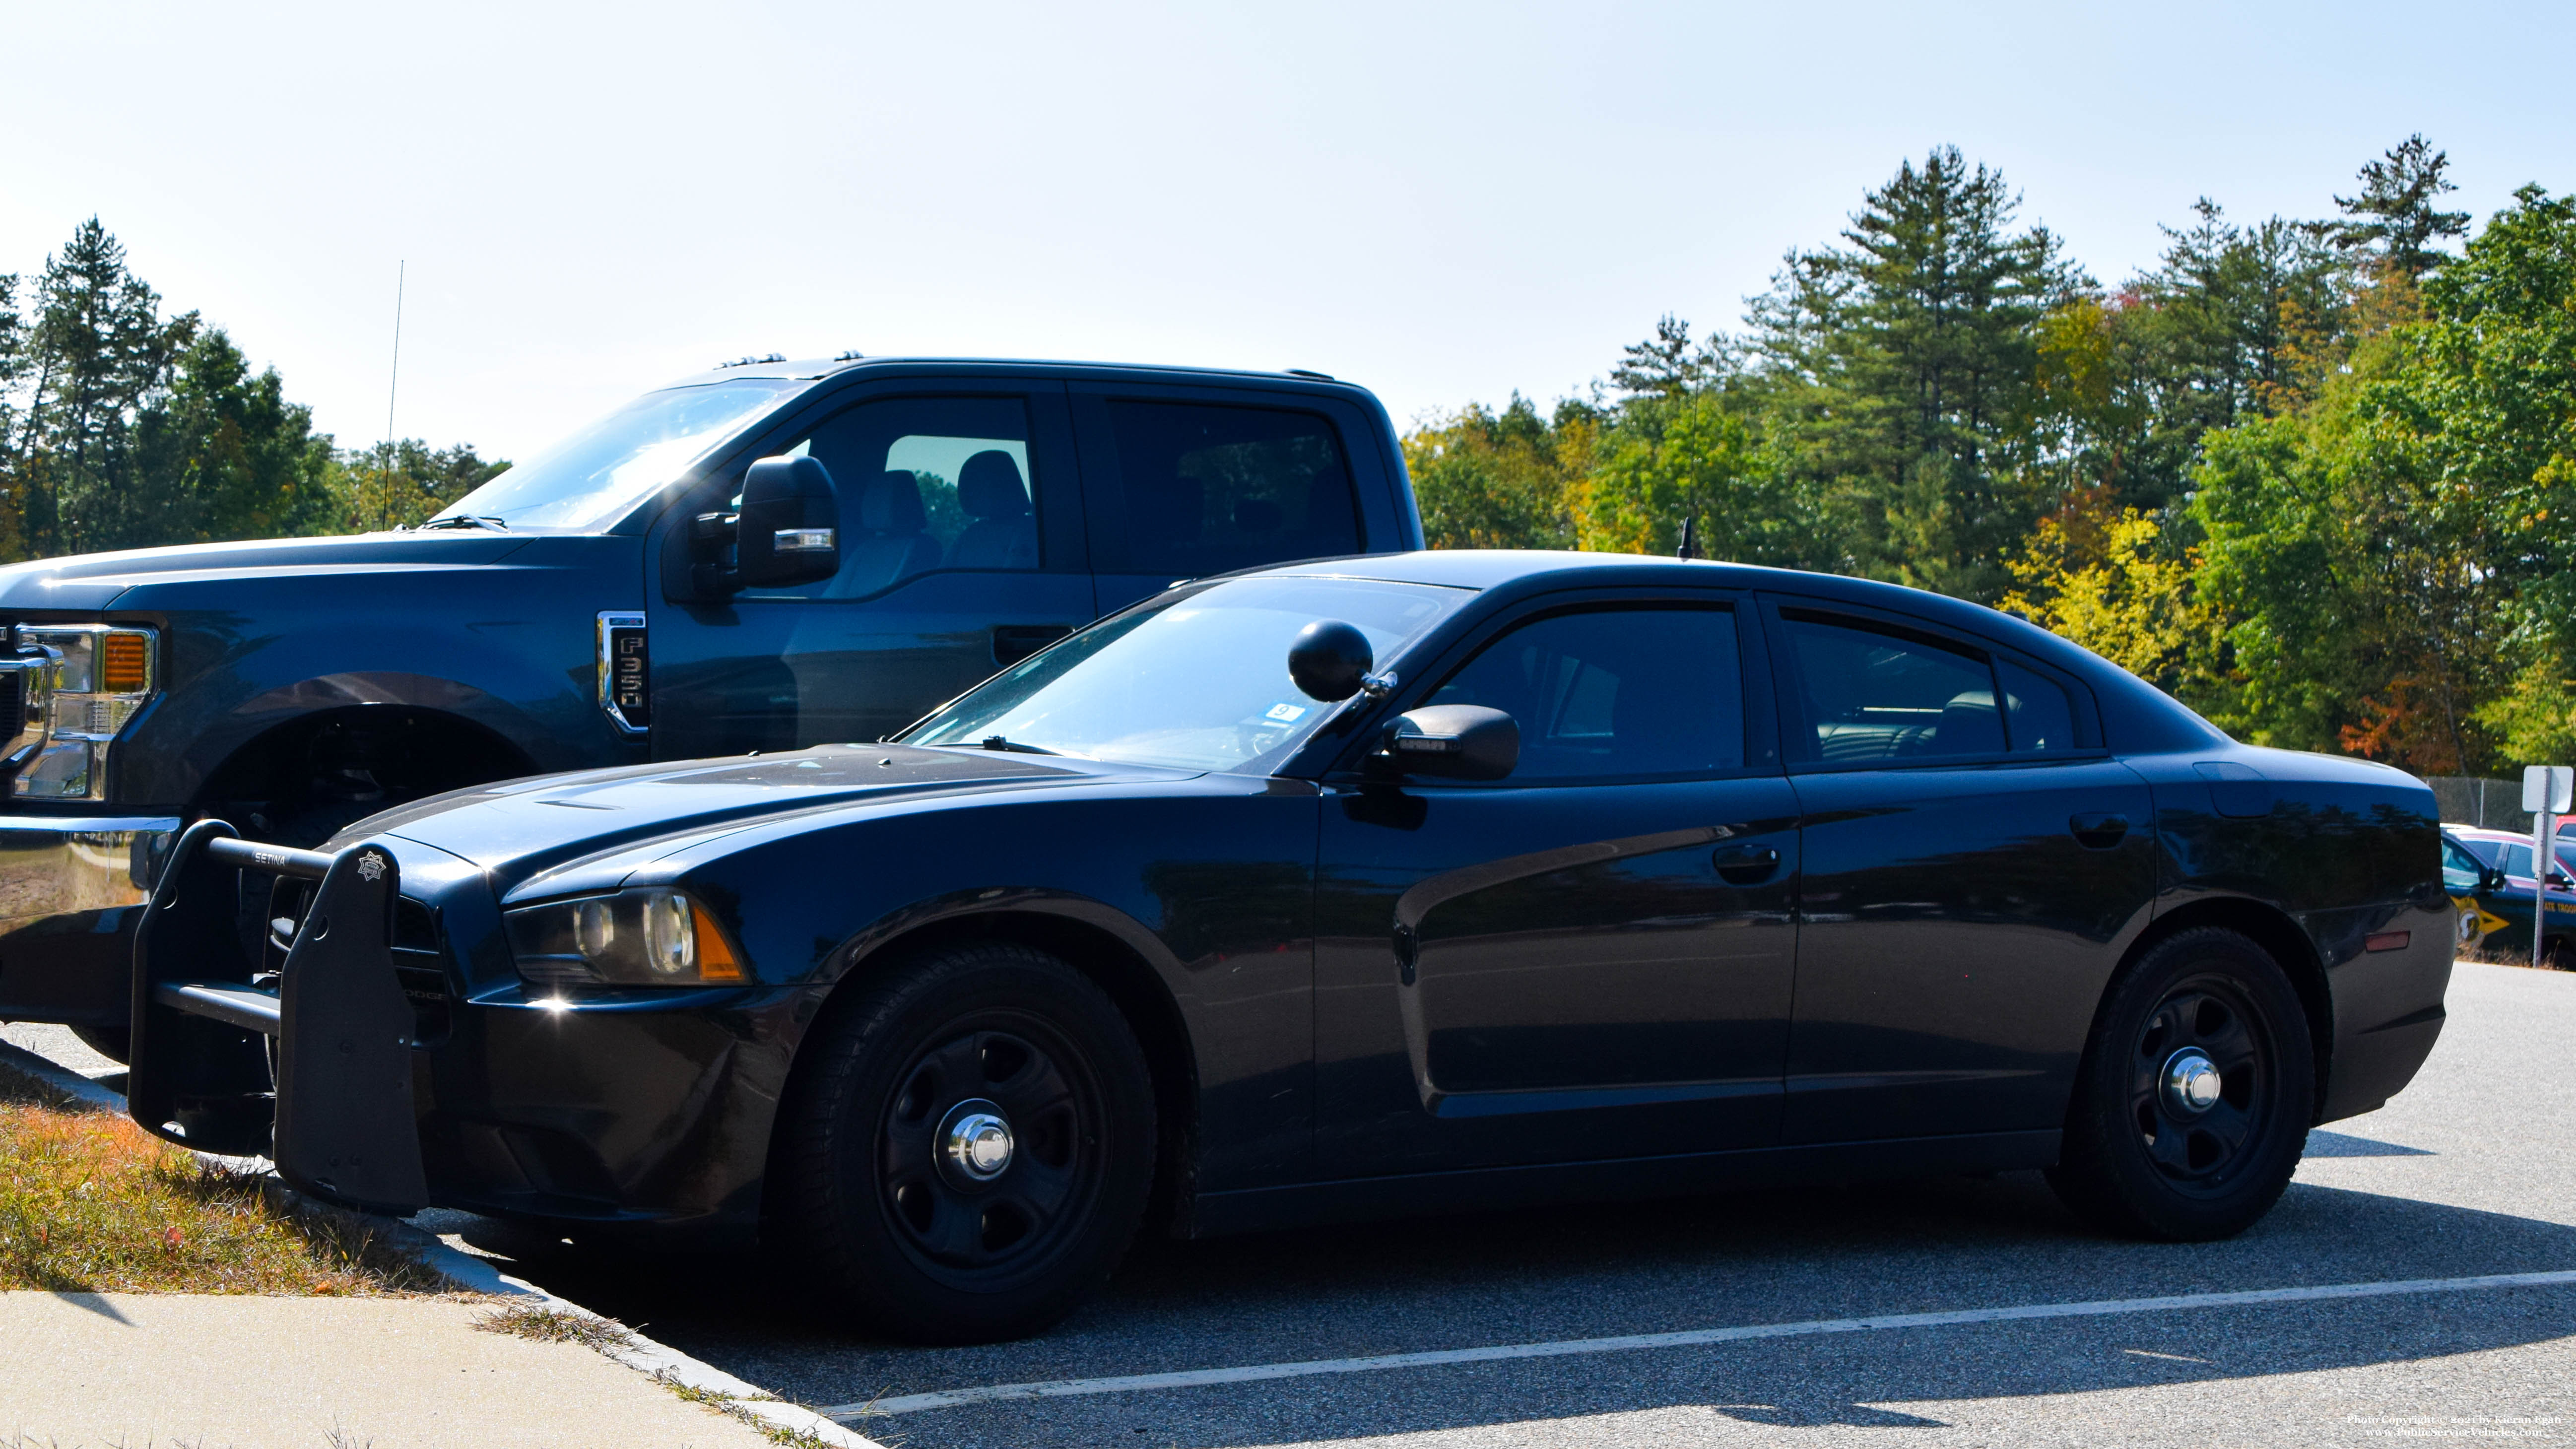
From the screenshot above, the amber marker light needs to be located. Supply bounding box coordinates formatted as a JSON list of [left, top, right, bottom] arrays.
[[101, 632, 148, 692], [692, 901, 745, 982]]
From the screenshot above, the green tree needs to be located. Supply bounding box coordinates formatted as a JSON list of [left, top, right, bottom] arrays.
[[331, 439, 510, 532], [1402, 395, 1589, 550], [111, 329, 339, 550], [1750, 146, 2079, 600], [2332, 134, 2470, 283], [1607, 314, 1729, 399], [4, 220, 199, 557], [2184, 184, 2576, 774]]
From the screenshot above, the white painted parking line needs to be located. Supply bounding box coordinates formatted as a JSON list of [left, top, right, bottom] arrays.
[[829, 1268, 2576, 1420]]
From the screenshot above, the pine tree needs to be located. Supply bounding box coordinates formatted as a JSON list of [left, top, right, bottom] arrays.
[[1751, 146, 2077, 599], [1609, 315, 1728, 399], [2332, 134, 2470, 282], [12, 219, 197, 556]]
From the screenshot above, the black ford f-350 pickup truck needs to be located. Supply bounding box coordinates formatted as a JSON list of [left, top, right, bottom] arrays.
[[0, 355, 1424, 1052]]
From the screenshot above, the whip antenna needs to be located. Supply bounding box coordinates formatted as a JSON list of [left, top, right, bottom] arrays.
[[380, 261, 404, 527]]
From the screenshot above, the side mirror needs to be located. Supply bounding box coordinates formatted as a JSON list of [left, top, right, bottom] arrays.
[[735, 456, 841, 589], [2485, 867, 2508, 893], [1383, 705, 1518, 781], [1289, 620, 1374, 702]]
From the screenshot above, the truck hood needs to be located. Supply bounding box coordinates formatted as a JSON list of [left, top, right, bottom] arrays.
[[342, 744, 1152, 882], [0, 532, 530, 612]]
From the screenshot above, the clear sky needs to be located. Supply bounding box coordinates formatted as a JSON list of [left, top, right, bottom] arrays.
[[5, 0, 2571, 464]]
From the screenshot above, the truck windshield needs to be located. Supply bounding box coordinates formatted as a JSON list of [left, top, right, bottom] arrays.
[[903, 575, 1472, 774], [428, 378, 808, 530]]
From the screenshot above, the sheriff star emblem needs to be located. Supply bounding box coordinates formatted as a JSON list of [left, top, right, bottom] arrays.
[[355, 853, 386, 883]]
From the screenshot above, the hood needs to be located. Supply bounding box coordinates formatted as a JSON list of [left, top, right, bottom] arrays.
[[340, 743, 1141, 879], [0, 532, 530, 611]]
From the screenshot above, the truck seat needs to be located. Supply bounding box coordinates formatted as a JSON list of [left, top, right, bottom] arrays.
[[830, 470, 940, 597], [946, 452, 1039, 569]]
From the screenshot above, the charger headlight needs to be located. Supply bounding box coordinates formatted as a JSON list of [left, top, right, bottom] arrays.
[[504, 887, 747, 987]]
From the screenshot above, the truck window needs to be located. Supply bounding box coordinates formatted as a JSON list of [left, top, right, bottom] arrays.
[[1104, 401, 1362, 578], [752, 395, 1044, 598]]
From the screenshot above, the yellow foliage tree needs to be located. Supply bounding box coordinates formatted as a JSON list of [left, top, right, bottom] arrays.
[[2001, 505, 2213, 696]]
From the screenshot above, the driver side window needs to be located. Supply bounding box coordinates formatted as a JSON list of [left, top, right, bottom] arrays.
[[1426, 606, 1744, 781], [748, 395, 1043, 598]]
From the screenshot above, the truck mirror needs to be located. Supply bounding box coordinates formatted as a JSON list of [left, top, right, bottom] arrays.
[[1382, 705, 1519, 781], [735, 456, 841, 589]]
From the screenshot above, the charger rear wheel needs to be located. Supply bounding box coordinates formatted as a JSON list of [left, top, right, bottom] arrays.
[[2048, 927, 2313, 1241]]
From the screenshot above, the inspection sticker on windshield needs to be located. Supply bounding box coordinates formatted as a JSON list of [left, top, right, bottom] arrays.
[[1264, 703, 1309, 723]]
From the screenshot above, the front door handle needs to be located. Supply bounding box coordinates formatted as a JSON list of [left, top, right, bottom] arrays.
[[992, 624, 1073, 667], [1713, 844, 1782, 884], [2070, 811, 2130, 849]]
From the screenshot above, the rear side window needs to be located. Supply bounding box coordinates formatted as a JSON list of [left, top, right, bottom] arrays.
[[1996, 659, 2078, 753], [1781, 610, 2092, 762], [1105, 401, 1362, 577], [1426, 607, 1743, 780], [1783, 615, 2003, 762]]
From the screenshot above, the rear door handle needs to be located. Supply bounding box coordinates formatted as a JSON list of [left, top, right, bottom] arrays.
[[1713, 844, 1782, 884], [2070, 812, 2129, 849]]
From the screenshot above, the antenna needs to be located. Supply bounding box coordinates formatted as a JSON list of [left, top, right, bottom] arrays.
[[1675, 514, 1700, 560], [380, 261, 404, 529]]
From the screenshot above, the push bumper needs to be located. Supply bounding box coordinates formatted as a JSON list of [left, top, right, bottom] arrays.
[[130, 820, 427, 1214], [130, 819, 793, 1232], [0, 814, 180, 1026]]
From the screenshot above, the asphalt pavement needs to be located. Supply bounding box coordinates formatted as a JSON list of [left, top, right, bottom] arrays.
[[400, 959, 2576, 1448]]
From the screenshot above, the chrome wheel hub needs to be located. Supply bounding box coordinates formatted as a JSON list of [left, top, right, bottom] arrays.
[[2161, 1049, 2222, 1116], [939, 1099, 1015, 1182]]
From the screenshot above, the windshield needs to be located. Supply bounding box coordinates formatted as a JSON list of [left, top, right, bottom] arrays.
[[429, 378, 808, 530], [904, 575, 1472, 772]]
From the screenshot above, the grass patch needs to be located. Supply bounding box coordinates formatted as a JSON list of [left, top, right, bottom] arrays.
[[0, 1097, 443, 1295], [652, 1368, 888, 1448], [473, 1301, 636, 1352]]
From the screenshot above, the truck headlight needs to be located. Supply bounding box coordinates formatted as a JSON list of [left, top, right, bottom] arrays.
[[13, 625, 158, 801], [504, 887, 748, 987]]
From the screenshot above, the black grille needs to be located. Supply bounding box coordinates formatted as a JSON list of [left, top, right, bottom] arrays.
[[0, 669, 21, 741], [264, 880, 452, 1044], [391, 897, 452, 1043]]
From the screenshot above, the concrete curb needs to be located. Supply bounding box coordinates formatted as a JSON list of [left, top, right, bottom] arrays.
[[0, 1037, 124, 1113], [0, 1035, 888, 1449]]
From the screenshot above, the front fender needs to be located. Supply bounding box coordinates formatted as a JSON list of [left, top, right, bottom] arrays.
[[108, 540, 642, 804], [662, 780, 1324, 1191]]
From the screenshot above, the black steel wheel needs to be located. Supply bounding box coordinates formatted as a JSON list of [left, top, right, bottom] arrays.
[[772, 940, 1155, 1343], [2125, 980, 2270, 1190], [879, 1027, 1093, 1274], [2049, 927, 2313, 1240]]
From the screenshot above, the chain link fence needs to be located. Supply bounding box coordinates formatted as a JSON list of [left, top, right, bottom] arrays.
[[2423, 776, 2534, 834]]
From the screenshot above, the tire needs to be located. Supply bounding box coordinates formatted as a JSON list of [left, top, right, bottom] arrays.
[[2048, 927, 2314, 1241], [771, 940, 1156, 1344]]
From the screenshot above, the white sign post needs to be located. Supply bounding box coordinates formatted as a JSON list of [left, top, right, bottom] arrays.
[[2524, 766, 2574, 968]]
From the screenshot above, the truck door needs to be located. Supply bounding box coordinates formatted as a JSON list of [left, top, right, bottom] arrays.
[[646, 382, 1093, 759], [1067, 384, 1402, 614]]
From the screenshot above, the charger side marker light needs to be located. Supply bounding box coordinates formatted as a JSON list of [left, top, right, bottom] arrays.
[[693, 902, 745, 982]]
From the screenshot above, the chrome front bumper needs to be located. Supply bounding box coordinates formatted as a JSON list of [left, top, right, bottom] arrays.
[[0, 814, 182, 932]]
